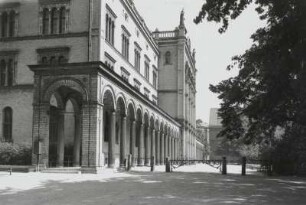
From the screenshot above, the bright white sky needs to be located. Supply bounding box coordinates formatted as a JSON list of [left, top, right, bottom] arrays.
[[134, 0, 266, 123]]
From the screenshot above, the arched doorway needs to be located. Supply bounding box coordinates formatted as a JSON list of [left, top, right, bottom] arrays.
[[48, 86, 82, 167]]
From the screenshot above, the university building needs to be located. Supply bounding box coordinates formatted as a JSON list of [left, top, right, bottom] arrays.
[[0, 0, 199, 172]]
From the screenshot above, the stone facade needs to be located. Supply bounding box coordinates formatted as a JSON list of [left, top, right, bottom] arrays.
[[0, 0, 197, 172]]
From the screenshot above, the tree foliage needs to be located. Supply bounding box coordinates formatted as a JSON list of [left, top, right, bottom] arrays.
[[195, 0, 306, 145]]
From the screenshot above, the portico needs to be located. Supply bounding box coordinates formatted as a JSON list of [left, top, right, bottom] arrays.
[[30, 62, 181, 173]]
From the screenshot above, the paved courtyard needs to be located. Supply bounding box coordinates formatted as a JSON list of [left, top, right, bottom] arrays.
[[0, 165, 306, 205]]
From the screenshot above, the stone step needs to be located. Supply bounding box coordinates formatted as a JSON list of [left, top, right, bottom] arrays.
[[41, 167, 81, 174]]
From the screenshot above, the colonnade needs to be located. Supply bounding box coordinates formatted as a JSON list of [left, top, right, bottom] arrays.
[[104, 110, 181, 168]]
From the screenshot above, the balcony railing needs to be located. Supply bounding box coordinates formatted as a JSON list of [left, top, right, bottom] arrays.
[[152, 30, 178, 39]]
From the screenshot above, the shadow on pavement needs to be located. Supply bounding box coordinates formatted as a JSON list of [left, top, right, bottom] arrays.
[[0, 171, 305, 205]]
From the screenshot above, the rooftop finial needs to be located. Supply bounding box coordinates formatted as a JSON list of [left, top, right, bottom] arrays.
[[179, 9, 185, 28]]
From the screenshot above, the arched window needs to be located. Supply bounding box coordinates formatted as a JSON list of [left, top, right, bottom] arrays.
[[50, 56, 56, 65], [9, 10, 16, 37], [7, 59, 13, 86], [41, 56, 48, 64], [42, 8, 49, 35], [51, 8, 58, 34], [1, 12, 8, 37], [0, 60, 6, 86], [3, 107, 13, 142], [165, 51, 171, 64], [59, 7, 66, 34], [58, 56, 66, 64]]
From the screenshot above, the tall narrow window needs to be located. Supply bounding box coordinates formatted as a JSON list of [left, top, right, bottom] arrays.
[[50, 56, 56, 65], [108, 18, 112, 43], [105, 14, 109, 41], [122, 33, 129, 60], [59, 7, 66, 34], [42, 8, 49, 35], [51, 8, 58, 34], [7, 59, 13, 86], [41, 56, 48, 64], [1, 12, 8, 37], [105, 6, 116, 45], [134, 49, 141, 72], [0, 60, 6, 86], [165, 51, 171, 64], [9, 10, 16, 37], [58, 56, 66, 64], [153, 71, 157, 89], [145, 61, 150, 80], [3, 107, 13, 142]]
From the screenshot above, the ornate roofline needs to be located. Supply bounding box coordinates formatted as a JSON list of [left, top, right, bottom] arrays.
[[120, 0, 159, 56]]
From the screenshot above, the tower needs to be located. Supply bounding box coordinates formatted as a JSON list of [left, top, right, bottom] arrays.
[[153, 10, 197, 159]]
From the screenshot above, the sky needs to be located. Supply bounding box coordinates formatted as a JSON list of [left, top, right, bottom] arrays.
[[134, 0, 266, 123]]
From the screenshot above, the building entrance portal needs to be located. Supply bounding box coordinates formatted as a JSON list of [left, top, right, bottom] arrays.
[[48, 87, 82, 168]]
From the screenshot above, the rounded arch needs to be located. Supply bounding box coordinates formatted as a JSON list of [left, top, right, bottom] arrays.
[[65, 97, 81, 114], [43, 78, 88, 103], [116, 96, 126, 116], [154, 118, 159, 131], [143, 112, 149, 126], [136, 108, 143, 123], [127, 100, 136, 120], [160, 121, 164, 133], [116, 93, 127, 110], [164, 123, 168, 135], [165, 51, 171, 65], [144, 109, 149, 118], [136, 104, 143, 117], [149, 115, 155, 129], [127, 99, 136, 112], [50, 91, 64, 109], [101, 85, 115, 103]]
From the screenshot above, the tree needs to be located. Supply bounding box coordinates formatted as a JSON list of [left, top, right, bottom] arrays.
[[194, 0, 306, 174]]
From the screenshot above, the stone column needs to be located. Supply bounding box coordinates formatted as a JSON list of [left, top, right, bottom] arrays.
[[156, 130, 160, 165], [131, 120, 136, 166], [172, 137, 175, 160], [174, 138, 177, 160], [120, 116, 127, 168], [138, 123, 144, 166], [109, 112, 116, 168], [73, 114, 81, 167], [164, 134, 168, 158], [160, 132, 164, 165], [145, 126, 150, 166], [151, 128, 155, 164], [32, 103, 50, 167], [168, 135, 172, 159], [57, 111, 65, 167]]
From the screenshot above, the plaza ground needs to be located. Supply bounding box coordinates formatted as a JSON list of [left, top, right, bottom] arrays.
[[0, 164, 305, 205]]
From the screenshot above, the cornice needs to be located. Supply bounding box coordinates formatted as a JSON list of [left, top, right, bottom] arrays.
[[0, 32, 88, 42], [120, 0, 159, 56]]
